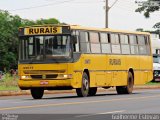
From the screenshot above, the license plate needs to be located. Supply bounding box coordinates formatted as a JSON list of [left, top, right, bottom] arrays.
[[40, 81, 49, 85]]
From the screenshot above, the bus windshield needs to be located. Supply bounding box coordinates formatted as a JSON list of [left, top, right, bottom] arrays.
[[19, 35, 71, 62]]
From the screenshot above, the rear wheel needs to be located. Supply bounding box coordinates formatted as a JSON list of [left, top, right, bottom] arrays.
[[31, 88, 44, 99], [116, 72, 134, 94], [76, 72, 89, 97], [89, 87, 97, 96]]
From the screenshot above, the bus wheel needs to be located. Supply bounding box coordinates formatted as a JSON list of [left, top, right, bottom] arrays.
[[126, 72, 134, 94], [89, 87, 97, 96], [116, 72, 134, 94], [31, 88, 44, 99], [76, 72, 89, 97]]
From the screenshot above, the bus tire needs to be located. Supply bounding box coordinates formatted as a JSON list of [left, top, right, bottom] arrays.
[[116, 86, 125, 94], [31, 88, 44, 99], [116, 72, 134, 94], [76, 72, 89, 97], [126, 72, 134, 94], [89, 87, 97, 96]]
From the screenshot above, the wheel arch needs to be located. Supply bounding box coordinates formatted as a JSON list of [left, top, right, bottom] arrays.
[[83, 69, 90, 81], [83, 69, 90, 80]]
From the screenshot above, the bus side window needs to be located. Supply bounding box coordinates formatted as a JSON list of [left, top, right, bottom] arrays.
[[110, 33, 121, 54], [120, 34, 130, 55], [100, 32, 111, 54], [145, 36, 151, 55], [72, 31, 80, 52], [138, 35, 147, 55], [129, 35, 139, 55], [90, 32, 101, 53], [79, 31, 90, 53]]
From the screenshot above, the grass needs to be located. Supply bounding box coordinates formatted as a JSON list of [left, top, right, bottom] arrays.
[[0, 73, 19, 91], [0, 86, 19, 91], [146, 81, 160, 85]]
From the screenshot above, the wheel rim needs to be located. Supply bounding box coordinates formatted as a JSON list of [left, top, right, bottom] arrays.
[[83, 77, 89, 91]]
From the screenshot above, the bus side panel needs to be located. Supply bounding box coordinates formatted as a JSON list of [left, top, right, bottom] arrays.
[[139, 56, 148, 84], [144, 56, 153, 83], [84, 54, 106, 87], [79, 54, 108, 88], [125, 55, 141, 85], [107, 55, 127, 86]]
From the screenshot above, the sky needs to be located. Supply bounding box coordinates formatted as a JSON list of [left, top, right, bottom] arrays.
[[0, 0, 160, 31]]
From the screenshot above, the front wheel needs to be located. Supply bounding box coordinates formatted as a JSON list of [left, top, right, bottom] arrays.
[[31, 88, 44, 99], [116, 72, 134, 94], [76, 72, 89, 97]]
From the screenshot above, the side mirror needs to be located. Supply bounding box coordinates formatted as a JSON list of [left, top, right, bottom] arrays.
[[71, 36, 77, 44]]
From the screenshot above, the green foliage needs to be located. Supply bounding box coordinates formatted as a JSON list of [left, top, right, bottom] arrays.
[[135, 0, 160, 30], [0, 73, 19, 91], [0, 10, 20, 70], [0, 10, 60, 71], [135, 0, 160, 18], [35, 18, 59, 25], [153, 22, 160, 29]]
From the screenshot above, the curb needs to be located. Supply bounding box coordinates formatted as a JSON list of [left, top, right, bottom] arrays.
[[0, 85, 160, 97]]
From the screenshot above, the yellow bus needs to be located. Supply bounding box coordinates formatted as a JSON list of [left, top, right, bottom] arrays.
[[18, 25, 153, 99]]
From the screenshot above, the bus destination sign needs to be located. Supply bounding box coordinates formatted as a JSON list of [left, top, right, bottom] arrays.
[[24, 27, 62, 35]]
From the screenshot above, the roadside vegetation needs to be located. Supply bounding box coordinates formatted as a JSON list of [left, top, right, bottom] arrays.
[[146, 81, 160, 85], [0, 10, 60, 72], [0, 73, 19, 91], [0, 10, 61, 91]]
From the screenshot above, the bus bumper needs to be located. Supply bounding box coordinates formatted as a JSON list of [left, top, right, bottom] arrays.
[[18, 79, 73, 90]]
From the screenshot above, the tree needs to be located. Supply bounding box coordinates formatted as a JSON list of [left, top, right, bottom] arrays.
[[0, 10, 60, 71], [35, 18, 59, 25], [135, 0, 160, 18], [0, 10, 21, 71], [135, 0, 160, 29]]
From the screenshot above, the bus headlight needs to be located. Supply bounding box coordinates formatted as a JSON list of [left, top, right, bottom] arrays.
[[58, 74, 72, 79], [20, 75, 31, 79]]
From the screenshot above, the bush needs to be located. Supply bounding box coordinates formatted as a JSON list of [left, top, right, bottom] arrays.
[[0, 73, 18, 87]]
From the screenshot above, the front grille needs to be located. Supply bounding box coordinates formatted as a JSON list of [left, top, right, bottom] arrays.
[[31, 75, 42, 79], [46, 75, 58, 79], [31, 74, 58, 79]]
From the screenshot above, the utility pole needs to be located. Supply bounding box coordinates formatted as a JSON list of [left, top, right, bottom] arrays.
[[105, 0, 109, 28], [105, 0, 118, 28]]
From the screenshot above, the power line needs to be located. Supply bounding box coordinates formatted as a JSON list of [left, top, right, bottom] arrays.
[[109, 0, 137, 13], [109, 0, 118, 9], [8, 0, 76, 12], [8, 0, 104, 12], [70, 1, 104, 4]]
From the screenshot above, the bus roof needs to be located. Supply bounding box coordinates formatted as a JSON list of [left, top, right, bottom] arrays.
[[70, 25, 150, 35], [19, 24, 70, 28], [19, 24, 150, 35]]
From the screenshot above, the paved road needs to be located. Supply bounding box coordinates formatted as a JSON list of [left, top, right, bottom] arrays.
[[0, 89, 160, 119]]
